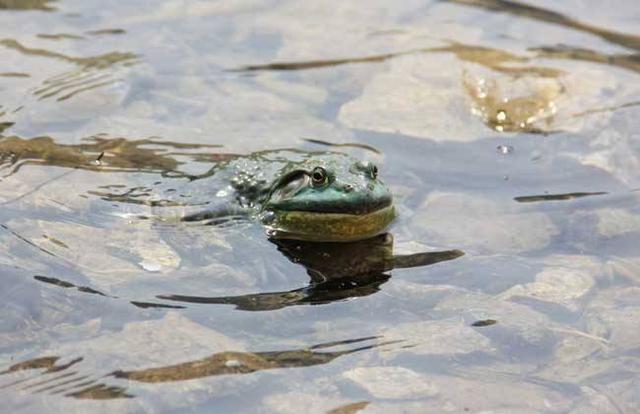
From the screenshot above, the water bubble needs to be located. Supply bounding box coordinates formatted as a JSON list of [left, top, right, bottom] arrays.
[[495, 109, 507, 122], [496, 145, 514, 155]]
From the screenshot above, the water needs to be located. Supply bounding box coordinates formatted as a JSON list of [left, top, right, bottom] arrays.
[[1, 0, 640, 412]]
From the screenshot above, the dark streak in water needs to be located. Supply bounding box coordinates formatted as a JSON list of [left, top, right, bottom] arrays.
[[57, 78, 121, 101], [0, 223, 57, 257], [86, 190, 188, 207], [303, 138, 381, 155], [0, 72, 30, 77], [237, 50, 410, 71], [34, 275, 109, 297], [531, 45, 640, 75], [32, 374, 91, 393], [35, 73, 112, 100], [20, 371, 78, 390], [86, 29, 126, 36], [471, 319, 498, 327], [37, 33, 85, 41], [514, 191, 607, 203], [130, 301, 186, 310], [42, 234, 69, 249], [447, 0, 640, 52]]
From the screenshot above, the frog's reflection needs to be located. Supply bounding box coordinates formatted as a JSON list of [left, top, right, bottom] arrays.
[[158, 234, 464, 311]]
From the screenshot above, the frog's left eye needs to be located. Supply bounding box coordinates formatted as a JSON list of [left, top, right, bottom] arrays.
[[311, 166, 328, 187]]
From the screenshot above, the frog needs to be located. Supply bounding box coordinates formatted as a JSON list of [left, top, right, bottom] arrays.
[[150, 149, 397, 242]]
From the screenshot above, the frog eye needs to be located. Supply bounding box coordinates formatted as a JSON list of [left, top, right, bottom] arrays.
[[310, 166, 328, 187]]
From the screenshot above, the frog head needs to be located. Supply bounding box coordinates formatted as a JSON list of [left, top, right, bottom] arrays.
[[261, 154, 395, 242]]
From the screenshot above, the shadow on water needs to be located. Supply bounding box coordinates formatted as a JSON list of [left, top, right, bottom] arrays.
[[0, 336, 386, 399], [158, 233, 465, 311]]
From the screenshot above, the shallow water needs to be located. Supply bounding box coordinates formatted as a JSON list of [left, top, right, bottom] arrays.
[[2, 0, 640, 412]]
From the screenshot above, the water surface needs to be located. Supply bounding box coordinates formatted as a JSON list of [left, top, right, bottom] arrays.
[[2, 0, 640, 412]]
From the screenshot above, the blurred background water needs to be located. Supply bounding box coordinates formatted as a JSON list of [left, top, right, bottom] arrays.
[[1, 0, 640, 412]]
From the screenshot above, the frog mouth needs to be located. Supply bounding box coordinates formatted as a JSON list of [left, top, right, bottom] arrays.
[[262, 204, 396, 242], [269, 196, 393, 215]]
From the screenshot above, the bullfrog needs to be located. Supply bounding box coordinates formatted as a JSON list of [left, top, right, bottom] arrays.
[[136, 149, 396, 242], [239, 151, 393, 242]]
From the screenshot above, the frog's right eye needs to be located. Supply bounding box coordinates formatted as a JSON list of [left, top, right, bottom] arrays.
[[353, 161, 378, 180], [370, 164, 378, 180]]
